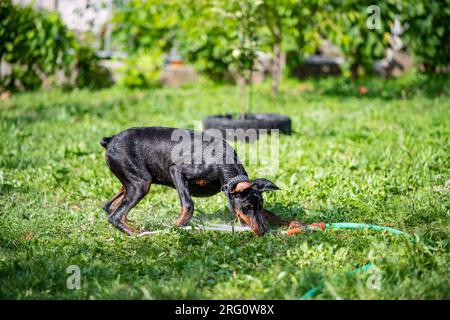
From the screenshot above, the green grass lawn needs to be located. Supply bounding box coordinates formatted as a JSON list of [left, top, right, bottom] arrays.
[[0, 73, 449, 299]]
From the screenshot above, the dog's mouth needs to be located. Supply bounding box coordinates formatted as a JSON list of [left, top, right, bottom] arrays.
[[235, 209, 269, 236]]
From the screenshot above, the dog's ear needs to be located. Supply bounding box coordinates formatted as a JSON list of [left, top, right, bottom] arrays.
[[252, 178, 280, 192], [230, 181, 255, 193]]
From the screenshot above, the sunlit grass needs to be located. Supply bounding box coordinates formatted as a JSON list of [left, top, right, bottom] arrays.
[[0, 74, 449, 299]]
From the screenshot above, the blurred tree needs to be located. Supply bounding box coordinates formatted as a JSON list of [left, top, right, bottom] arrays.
[[75, 46, 114, 89], [283, 1, 323, 77], [402, 0, 450, 73], [320, 0, 401, 80], [0, 0, 76, 90], [112, 0, 322, 92], [177, 0, 248, 82], [112, 0, 448, 88], [0, 0, 112, 91], [260, 0, 320, 95], [112, 0, 180, 53], [194, 0, 262, 116], [117, 48, 163, 88], [112, 0, 181, 87], [229, 0, 261, 116]]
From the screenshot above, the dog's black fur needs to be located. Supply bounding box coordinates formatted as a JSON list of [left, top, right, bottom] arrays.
[[101, 127, 291, 236]]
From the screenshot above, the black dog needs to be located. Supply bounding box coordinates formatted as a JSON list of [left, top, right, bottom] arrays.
[[101, 127, 294, 236]]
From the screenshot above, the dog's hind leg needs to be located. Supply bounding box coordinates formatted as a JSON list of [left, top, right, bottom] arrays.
[[108, 179, 151, 235], [103, 186, 125, 215]]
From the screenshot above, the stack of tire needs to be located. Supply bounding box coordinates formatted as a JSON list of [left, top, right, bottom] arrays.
[[203, 113, 291, 142]]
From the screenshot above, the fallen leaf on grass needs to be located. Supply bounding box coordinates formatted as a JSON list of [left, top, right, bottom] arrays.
[[22, 231, 33, 241], [358, 86, 368, 95]]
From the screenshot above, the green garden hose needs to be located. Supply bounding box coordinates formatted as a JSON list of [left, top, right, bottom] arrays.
[[299, 223, 411, 300], [325, 222, 409, 236], [138, 217, 411, 300], [300, 263, 374, 300]]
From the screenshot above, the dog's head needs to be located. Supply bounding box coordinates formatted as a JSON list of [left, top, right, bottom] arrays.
[[227, 178, 279, 236]]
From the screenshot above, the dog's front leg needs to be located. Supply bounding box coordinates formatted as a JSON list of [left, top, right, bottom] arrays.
[[169, 166, 194, 227]]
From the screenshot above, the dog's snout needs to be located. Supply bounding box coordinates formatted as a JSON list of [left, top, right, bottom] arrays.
[[259, 220, 269, 236], [253, 212, 269, 236]]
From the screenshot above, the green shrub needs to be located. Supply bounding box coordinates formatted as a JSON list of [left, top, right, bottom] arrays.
[[111, 0, 449, 86], [0, 0, 113, 91], [117, 49, 163, 88], [75, 46, 113, 90], [112, 0, 178, 54], [318, 0, 401, 80], [402, 0, 450, 73], [0, 0, 76, 90]]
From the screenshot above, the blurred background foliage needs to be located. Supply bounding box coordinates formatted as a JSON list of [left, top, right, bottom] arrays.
[[0, 0, 76, 90], [0, 0, 448, 91], [401, 0, 450, 72], [319, 0, 397, 80], [112, 0, 449, 88], [0, 0, 110, 90]]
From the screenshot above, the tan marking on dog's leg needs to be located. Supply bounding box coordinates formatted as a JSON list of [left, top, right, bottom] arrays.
[[109, 187, 125, 214], [176, 207, 193, 227], [116, 179, 152, 234], [120, 215, 138, 234]]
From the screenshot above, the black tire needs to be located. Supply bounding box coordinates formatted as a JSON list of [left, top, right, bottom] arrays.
[[203, 113, 291, 141]]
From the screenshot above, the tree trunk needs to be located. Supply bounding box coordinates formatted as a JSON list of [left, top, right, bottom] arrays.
[[271, 22, 282, 96], [239, 79, 246, 120], [272, 40, 282, 96], [351, 61, 360, 81]]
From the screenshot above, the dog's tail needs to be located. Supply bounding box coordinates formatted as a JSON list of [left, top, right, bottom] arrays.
[[100, 135, 115, 149]]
